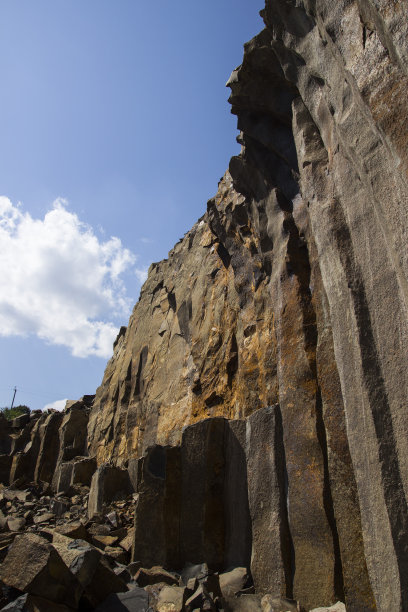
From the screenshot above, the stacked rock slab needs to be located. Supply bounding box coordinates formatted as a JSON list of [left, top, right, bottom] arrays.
[[131, 408, 334, 608], [0, 399, 92, 491]]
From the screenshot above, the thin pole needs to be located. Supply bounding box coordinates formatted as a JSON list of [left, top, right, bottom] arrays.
[[10, 387, 17, 410]]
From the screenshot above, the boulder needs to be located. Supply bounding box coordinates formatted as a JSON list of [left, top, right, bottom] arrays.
[[0, 533, 82, 608], [156, 586, 185, 612], [261, 594, 301, 612], [6, 517, 25, 532], [219, 567, 249, 597], [134, 566, 179, 587], [54, 521, 89, 541], [33, 512, 55, 525], [92, 534, 118, 549], [52, 537, 128, 608], [94, 587, 148, 612]]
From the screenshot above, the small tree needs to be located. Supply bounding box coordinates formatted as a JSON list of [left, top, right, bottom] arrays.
[[1, 405, 30, 421]]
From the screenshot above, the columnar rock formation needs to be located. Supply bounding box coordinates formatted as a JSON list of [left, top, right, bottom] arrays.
[[85, 0, 408, 609], [1, 1, 407, 610]]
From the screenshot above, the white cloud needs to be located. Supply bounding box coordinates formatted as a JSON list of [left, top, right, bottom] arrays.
[[0, 196, 144, 358], [135, 267, 148, 284], [43, 399, 68, 412]]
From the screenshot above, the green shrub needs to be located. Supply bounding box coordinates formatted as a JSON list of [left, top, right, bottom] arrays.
[[1, 405, 30, 421]]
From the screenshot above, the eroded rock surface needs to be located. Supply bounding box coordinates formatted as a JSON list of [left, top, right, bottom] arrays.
[[85, 0, 408, 609]]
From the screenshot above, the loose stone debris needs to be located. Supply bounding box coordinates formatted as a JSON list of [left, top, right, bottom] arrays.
[[0, 475, 346, 611]]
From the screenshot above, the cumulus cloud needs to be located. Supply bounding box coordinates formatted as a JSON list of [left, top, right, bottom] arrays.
[[0, 197, 143, 358], [43, 399, 68, 411]]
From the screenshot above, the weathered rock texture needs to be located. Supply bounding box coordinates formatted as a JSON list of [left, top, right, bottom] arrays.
[[84, 1, 408, 609], [1, 1, 407, 610]]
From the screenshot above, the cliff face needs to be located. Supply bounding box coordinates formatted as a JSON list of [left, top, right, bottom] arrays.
[[84, 0, 408, 609]]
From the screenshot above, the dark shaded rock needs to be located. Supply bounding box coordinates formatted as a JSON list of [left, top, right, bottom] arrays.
[[0, 533, 81, 608], [10, 594, 75, 611], [0, 415, 12, 457], [0, 533, 18, 562], [132, 445, 181, 569], [71, 455, 96, 486], [33, 412, 64, 485], [180, 563, 209, 586], [54, 522, 89, 541], [223, 419, 251, 570], [50, 498, 69, 517], [94, 587, 148, 612], [88, 464, 133, 520], [11, 415, 30, 430], [180, 418, 226, 570], [0, 456, 12, 487], [0, 594, 28, 612], [80, 395, 95, 408], [52, 537, 127, 609]]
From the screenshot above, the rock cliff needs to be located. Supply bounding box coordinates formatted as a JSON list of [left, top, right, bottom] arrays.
[[0, 1, 407, 610], [87, 0, 408, 608]]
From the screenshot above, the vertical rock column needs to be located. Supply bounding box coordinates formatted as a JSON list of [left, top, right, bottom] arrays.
[[132, 445, 181, 569], [131, 417, 252, 572], [246, 406, 292, 597], [180, 418, 226, 571], [274, 214, 340, 610]]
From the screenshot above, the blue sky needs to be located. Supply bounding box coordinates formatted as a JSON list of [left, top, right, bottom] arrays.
[[0, 1, 263, 411]]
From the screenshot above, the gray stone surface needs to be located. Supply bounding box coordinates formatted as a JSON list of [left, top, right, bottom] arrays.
[[132, 445, 181, 568], [246, 407, 290, 597], [94, 588, 149, 612], [88, 463, 133, 519], [0, 533, 81, 608]]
